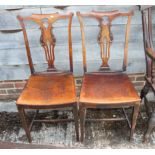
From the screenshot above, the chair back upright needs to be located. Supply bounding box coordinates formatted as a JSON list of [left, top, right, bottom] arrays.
[[141, 7, 155, 82]]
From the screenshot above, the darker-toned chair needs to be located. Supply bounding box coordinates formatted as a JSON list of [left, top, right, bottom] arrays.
[[16, 13, 79, 143], [77, 10, 141, 142], [140, 6, 155, 142]]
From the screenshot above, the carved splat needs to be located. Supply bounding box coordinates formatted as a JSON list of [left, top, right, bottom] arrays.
[[17, 13, 73, 74], [98, 19, 112, 70], [39, 20, 56, 71]]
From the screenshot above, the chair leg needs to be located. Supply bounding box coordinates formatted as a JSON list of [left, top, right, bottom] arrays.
[[130, 103, 140, 141], [79, 105, 86, 142], [144, 112, 155, 142], [140, 82, 150, 99], [17, 106, 32, 143], [73, 104, 80, 141]]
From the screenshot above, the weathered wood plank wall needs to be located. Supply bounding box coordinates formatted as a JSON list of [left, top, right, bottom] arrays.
[[0, 5, 154, 80]]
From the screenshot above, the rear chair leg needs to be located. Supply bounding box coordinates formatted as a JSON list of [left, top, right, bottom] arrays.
[[17, 106, 32, 143], [73, 104, 80, 141], [130, 103, 140, 141], [79, 105, 86, 142]]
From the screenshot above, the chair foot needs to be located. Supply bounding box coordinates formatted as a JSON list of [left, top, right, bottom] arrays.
[[144, 126, 154, 143], [73, 104, 80, 141], [79, 105, 86, 142], [130, 103, 140, 141], [17, 106, 32, 143], [144, 112, 155, 143]]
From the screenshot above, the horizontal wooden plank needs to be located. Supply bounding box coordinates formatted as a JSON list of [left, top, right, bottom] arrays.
[[66, 5, 138, 12], [0, 46, 70, 65], [85, 58, 146, 74], [0, 58, 145, 80], [0, 63, 71, 80], [0, 5, 139, 12], [0, 42, 145, 65], [0, 5, 23, 10]]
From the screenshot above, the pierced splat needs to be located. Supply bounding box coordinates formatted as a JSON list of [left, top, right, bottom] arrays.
[[17, 13, 73, 74], [39, 20, 56, 71], [98, 19, 113, 70]]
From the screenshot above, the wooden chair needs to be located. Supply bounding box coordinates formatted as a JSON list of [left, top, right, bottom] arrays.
[[16, 13, 79, 143], [77, 10, 141, 142], [140, 6, 155, 142]]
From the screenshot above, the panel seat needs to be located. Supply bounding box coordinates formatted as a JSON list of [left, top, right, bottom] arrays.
[[80, 73, 140, 104], [17, 73, 76, 106]]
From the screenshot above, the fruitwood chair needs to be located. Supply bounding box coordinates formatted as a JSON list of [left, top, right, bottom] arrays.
[[140, 6, 155, 142], [77, 10, 141, 142], [16, 13, 79, 143]]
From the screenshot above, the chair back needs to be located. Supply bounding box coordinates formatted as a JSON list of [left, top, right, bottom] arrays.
[[141, 7, 154, 80], [77, 10, 133, 73], [17, 13, 74, 74]]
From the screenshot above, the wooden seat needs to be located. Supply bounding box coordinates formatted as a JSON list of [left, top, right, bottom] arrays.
[[80, 73, 140, 104], [16, 13, 79, 143], [140, 6, 155, 142], [77, 10, 140, 142], [17, 73, 76, 106]]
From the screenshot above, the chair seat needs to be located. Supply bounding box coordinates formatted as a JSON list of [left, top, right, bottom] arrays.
[[16, 73, 76, 106], [79, 73, 140, 104]]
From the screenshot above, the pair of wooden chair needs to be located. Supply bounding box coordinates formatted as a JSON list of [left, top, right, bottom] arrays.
[[16, 10, 141, 143]]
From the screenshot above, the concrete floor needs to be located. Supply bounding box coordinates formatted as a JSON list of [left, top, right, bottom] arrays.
[[0, 99, 155, 149]]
